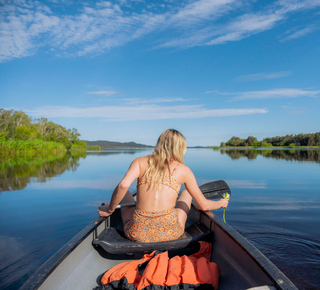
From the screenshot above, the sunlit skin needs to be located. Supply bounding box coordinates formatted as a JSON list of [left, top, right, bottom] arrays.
[[98, 155, 229, 229]]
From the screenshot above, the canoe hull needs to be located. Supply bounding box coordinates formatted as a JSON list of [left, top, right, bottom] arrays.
[[20, 204, 298, 290]]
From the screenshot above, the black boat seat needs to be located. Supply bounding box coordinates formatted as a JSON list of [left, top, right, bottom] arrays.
[[93, 223, 211, 254]]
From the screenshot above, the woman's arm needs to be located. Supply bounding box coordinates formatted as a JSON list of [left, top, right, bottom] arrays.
[[183, 167, 229, 211], [98, 158, 141, 217]]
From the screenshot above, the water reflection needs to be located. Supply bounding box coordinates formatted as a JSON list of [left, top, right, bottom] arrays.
[[220, 148, 320, 163], [0, 152, 86, 192], [87, 149, 150, 156]]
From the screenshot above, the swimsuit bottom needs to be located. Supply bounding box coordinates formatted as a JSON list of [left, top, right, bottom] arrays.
[[124, 208, 184, 243]]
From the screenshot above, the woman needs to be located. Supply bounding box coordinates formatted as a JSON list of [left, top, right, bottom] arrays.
[[98, 129, 229, 243]]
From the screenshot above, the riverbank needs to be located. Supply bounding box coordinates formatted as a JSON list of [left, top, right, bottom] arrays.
[[207, 145, 320, 149], [0, 140, 67, 157]]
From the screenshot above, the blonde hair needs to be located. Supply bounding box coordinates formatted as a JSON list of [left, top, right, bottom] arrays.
[[144, 129, 186, 187]]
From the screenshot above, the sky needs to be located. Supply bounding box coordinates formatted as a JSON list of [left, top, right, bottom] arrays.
[[1, 0, 320, 146]]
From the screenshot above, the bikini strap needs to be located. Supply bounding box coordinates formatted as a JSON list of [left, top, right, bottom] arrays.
[[171, 163, 179, 175]]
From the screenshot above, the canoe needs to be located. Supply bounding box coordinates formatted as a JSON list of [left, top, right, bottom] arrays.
[[20, 180, 298, 290]]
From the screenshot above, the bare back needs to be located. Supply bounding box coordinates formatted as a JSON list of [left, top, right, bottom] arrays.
[[135, 156, 185, 212]]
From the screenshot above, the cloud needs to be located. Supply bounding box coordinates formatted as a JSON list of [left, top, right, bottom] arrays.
[[235, 71, 291, 82], [1, 0, 320, 61], [232, 88, 320, 100], [87, 91, 122, 96], [277, 0, 320, 13], [0, 1, 60, 62], [204, 12, 284, 46], [169, 0, 238, 25], [204, 87, 320, 101], [123, 97, 190, 104], [24, 104, 268, 121], [281, 24, 319, 41]]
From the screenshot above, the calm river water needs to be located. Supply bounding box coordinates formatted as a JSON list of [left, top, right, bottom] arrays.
[[0, 148, 319, 289]]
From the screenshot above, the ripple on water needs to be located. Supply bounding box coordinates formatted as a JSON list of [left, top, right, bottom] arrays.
[[234, 223, 320, 290]]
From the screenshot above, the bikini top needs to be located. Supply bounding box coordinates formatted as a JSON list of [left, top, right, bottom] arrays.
[[137, 164, 181, 194]]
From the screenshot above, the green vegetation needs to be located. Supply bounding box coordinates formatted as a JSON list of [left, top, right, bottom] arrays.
[[87, 145, 102, 150], [0, 108, 87, 156], [219, 133, 320, 148], [0, 139, 66, 157]]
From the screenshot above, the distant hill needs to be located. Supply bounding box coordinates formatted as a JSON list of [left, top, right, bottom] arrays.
[[86, 140, 153, 149]]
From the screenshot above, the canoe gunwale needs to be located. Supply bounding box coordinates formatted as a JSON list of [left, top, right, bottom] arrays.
[[19, 217, 105, 290], [196, 206, 298, 290]]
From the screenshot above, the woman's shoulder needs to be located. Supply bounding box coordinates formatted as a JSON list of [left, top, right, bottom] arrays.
[[173, 161, 191, 174], [134, 155, 150, 163], [177, 162, 190, 171], [132, 155, 150, 167]]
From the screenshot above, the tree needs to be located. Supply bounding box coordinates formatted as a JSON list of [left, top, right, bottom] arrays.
[[11, 111, 31, 127], [15, 125, 32, 140], [226, 136, 247, 147], [315, 133, 320, 146], [0, 108, 87, 151], [0, 108, 13, 134], [246, 136, 258, 146], [34, 117, 48, 138], [68, 128, 81, 143]]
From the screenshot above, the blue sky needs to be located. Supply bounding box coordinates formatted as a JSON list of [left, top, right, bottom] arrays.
[[1, 0, 320, 146]]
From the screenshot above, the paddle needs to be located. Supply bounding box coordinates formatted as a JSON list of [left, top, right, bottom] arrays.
[[199, 180, 231, 223], [199, 180, 231, 200]]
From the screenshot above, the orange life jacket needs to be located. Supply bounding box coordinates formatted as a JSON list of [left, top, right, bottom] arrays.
[[96, 241, 220, 290]]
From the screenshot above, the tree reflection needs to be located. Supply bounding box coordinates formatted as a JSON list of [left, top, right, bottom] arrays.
[[220, 149, 320, 163], [0, 152, 86, 192]]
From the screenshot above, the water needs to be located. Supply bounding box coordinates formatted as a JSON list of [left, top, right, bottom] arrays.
[[0, 149, 319, 289]]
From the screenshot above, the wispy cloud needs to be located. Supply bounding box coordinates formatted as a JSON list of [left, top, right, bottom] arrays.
[[1, 0, 320, 62], [123, 97, 190, 104], [169, 0, 238, 26], [0, 1, 60, 62], [232, 88, 320, 100], [281, 24, 319, 41], [24, 104, 268, 121], [205, 88, 320, 100], [87, 91, 122, 96], [235, 71, 291, 82], [204, 12, 284, 46]]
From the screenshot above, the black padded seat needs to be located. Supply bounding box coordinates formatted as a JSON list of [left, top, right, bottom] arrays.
[[93, 223, 211, 254]]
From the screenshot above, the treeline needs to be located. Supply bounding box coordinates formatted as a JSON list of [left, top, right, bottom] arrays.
[[220, 133, 320, 148], [0, 108, 86, 154]]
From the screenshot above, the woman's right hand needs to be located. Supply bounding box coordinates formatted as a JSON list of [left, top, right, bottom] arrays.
[[98, 204, 114, 217]]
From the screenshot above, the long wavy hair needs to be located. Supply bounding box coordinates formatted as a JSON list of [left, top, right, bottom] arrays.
[[144, 129, 186, 188]]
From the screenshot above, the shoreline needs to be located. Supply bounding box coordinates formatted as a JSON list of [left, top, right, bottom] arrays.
[[205, 146, 320, 149]]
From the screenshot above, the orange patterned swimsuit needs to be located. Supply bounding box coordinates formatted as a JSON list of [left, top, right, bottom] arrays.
[[124, 165, 184, 243]]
